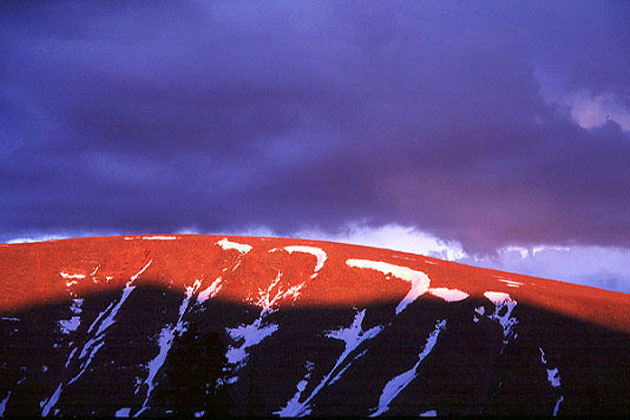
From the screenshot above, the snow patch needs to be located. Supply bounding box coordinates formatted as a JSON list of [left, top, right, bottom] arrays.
[[473, 306, 485, 323], [225, 318, 279, 366], [553, 396, 564, 416], [141, 235, 177, 240], [251, 272, 304, 315], [284, 246, 328, 278], [428, 287, 469, 302], [0, 391, 11, 417], [70, 298, 83, 315], [58, 317, 81, 335], [346, 259, 431, 314], [546, 368, 561, 388], [60, 271, 86, 287], [483, 292, 518, 349], [420, 410, 437, 417], [370, 319, 446, 417], [498, 279, 524, 288], [59, 272, 86, 280], [217, 238, 252, 254], [197, 277, 223, 303], [115, 407, 131, 417], [58, 298, 84, 334], [1, 317, 19, 322]]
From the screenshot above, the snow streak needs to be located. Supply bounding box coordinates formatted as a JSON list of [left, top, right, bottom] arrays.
[[275, 309, 382, 417], [370, 319, 446, 416], [0, 391, 11, 417], [135, 279, 202, 416], [251, 272, 304, 315], [498, 279, 524, 288], [141, 235, 177, 240], [284, 246, 328, 278], [345, 259, 431, 315], [197, 277, 223, 304]]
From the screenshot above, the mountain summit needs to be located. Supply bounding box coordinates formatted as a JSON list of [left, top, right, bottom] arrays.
[[1, 235, 628, 416]]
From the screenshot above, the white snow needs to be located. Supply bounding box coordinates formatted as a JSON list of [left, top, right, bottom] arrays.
[[539, 348, 562, 387], [483, 291, 511, 305], [141, 235, 177, 240], [1, 317, 19, 322], [473, 305, 485, 323], [428, 287, 469, 302], [276, 309, 383, 417], [197, 277, 223, 303], [58, 317, 81, 335], [0, 391, 11, 417], [547, 368, 561, 388], [284, 246, 328, 278], [346, 259, 431, 315], [541, 346, 564, 416], [483, 292, 518, 349], [90, 282, 135, 341], [115, 407, 131, 417], [137, 279, 201, 415], [69, 341, 104, 385], [58, 298, 84, 334], [44, 260, 153, 408], [70, 298, 83, 315], [553, 396, 564, 416], [498, 279, 524, 288], [251, 272, 304, 314], [59, 272, 86, 280], [225, 318, 279, 366], [370, 319, 446, 417], [64, 348, 77, 368], [420, 410, 437, 417], [539, 347, 547, 364], [60, 272, 86, 287], [217, 238, 252, 254], [130, 259, 153, 282], [278, 361, 315, 417], [41, 383, 62, 417]]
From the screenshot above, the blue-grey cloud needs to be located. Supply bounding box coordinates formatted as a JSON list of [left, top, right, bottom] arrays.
[[1, 1, 629, 253]]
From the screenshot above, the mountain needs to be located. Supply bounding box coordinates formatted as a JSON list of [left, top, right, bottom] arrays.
[[1, 235, 629, 417]]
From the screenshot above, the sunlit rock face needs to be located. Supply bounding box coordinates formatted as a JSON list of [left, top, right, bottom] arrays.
[[0, 235, 629, 417]]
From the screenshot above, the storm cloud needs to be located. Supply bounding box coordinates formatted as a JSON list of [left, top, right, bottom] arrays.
[[2, 1, 629, 254]]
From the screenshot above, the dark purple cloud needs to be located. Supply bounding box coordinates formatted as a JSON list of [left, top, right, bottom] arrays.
[[1, 1, 629, 252]]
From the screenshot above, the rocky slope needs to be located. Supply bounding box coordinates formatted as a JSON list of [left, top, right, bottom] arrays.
[[0, 235, 629, 416]]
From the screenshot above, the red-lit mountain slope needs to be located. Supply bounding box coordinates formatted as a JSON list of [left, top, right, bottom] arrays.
[[0, 235, 629, 416]]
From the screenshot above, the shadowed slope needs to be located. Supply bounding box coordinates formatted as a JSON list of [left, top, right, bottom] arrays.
[[1, 235, 629, 416]]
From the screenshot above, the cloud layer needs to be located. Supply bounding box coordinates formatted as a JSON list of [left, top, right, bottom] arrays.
[[2, 1, 629, 254]]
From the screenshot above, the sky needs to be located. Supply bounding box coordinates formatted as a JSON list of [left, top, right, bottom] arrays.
[[1, 1, 629, 292]]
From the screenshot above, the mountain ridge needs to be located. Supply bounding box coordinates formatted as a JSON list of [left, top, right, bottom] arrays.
[[1, 234, 629, 416]]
